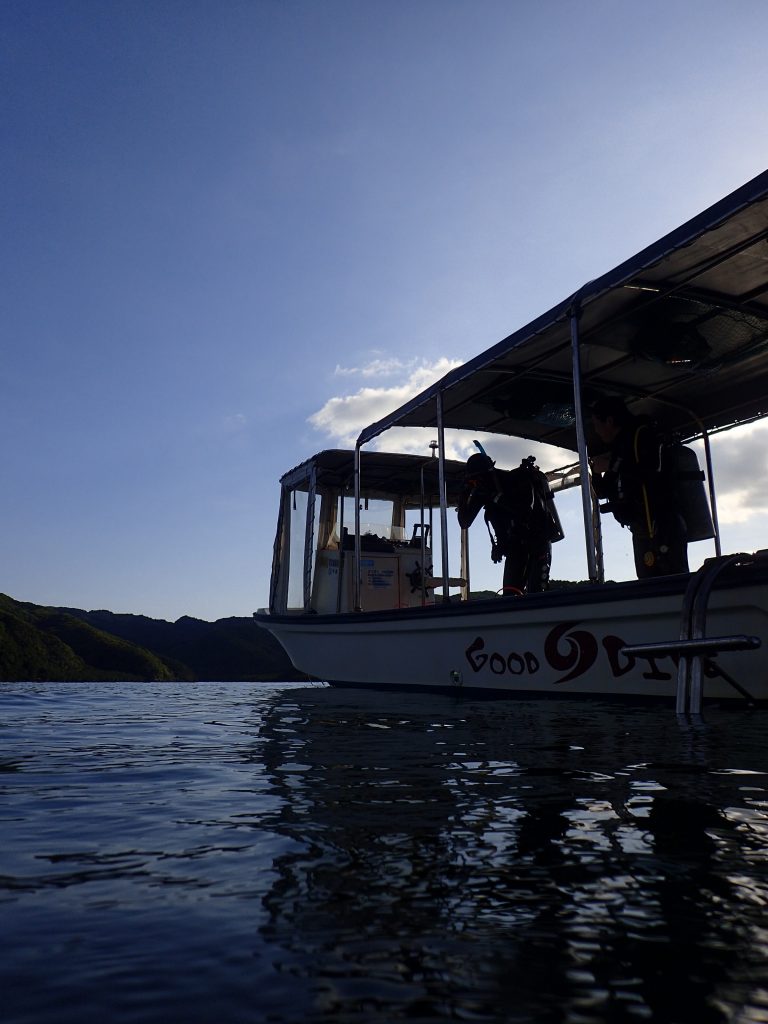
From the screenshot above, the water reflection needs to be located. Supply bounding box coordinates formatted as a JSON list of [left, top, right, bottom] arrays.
[[2, 682, 767, 1023], [257, 689, 768, 1022]]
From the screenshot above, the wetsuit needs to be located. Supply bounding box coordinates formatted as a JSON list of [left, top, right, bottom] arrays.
[[457, 462, 562, 594], [593, 417, 688, 578]]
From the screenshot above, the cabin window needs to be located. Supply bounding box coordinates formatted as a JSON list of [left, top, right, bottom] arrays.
[[277, 485, 320, 612], [333, 496, 406, 548]]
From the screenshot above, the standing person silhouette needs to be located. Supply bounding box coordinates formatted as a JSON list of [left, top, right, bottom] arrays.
[[457, 449, 563, 595], [590, 397, 688, 578]]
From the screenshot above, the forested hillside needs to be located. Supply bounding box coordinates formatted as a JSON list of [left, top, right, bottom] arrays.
[[0, 594, 302, 682]]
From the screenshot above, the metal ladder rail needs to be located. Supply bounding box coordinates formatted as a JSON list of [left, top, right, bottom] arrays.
[[622, 553, 763, 713], [678, 553, 756, 714]]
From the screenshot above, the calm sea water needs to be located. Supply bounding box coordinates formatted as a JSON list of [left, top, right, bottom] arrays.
[[1, 681, 767, 1024]]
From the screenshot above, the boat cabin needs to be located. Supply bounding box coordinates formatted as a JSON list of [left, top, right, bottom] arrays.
[[269, 449, 474, 614], [269, 448, 583, 616]]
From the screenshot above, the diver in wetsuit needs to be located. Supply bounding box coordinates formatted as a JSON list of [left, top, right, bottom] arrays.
[[590, 396, 689, 578], [457, 451, 564, 595]]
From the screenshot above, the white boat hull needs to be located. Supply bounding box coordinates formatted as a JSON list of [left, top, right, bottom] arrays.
[[256, 576, 768, 703]]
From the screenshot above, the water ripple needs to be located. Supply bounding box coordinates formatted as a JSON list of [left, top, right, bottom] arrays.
[[1, 681, 767, 1023]]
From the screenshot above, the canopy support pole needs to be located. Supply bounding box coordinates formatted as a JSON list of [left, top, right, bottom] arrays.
[[571, 302, 602, 583], [460, 528, 470, 601], [701, 431, 722, 558], [353, 443, 362, 611], [303, 464, 317, 610], [436, 391, 451, 602]]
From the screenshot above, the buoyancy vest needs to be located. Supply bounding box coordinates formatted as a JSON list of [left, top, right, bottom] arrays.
[[660, 442, 715, 541], [597, 418, 715, 542], [484, 459, 564, 553]]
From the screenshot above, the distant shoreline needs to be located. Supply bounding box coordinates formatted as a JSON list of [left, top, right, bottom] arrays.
[[0, 593, 305, 683]]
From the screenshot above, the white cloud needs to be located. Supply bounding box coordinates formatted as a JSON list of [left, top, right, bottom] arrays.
[[309, 357, 463, 447], [311, 356, 582, 473], [310, 367, 768, 524], [715, 489, 756, 525], [333, 357, 412, 378], [382, 429, 573, 469], [706, 420, 768, 523]]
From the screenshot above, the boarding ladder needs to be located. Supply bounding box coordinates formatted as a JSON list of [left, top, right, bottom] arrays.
[[621, 551, 768, 714]]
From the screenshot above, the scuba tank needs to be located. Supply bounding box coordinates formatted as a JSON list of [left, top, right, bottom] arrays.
[[465, 443, 564, 545], [661, 442, 715, 541], [518, 455, 565, 543]]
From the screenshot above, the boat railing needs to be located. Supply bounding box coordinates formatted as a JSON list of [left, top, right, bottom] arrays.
[[621, 551, 768, 713]]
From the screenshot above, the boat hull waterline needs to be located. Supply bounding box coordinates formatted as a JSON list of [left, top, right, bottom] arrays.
[[258, 580, 768, 702]]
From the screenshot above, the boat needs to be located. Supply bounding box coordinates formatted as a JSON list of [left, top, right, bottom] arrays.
[[254, 171, 768, 709]]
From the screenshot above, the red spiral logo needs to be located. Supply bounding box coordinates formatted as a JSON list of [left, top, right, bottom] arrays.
[[544, 621, 599, 683]]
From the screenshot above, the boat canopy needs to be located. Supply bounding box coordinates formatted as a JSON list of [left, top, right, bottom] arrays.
[[280, 449, 470, 505], [358, 169, 768, 452]]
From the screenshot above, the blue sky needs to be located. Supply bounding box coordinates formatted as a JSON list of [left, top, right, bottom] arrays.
[[4, 0, 768, 620]]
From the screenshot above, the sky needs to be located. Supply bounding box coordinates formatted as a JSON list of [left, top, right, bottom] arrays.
[[4, 0, 768, 621]]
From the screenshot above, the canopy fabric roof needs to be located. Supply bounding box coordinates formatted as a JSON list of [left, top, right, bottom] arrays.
[[358, 169, 768, 453], [280, 449, 469, 504]]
